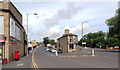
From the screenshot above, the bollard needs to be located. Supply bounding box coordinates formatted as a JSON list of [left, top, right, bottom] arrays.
[[85, 47, 87, 49], [92, 49, 95, 56], [31, 47, 33, 53], [55, 51, 58, 56]]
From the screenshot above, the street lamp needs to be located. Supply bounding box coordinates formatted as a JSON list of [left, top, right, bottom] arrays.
[[27, 13, 37, 57], [107, 25, 113, 38], [81, 21, 87, 47]]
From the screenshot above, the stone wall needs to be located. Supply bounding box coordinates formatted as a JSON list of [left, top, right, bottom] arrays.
[[0, 1, 27, 62], [57, 36, 68, 53]]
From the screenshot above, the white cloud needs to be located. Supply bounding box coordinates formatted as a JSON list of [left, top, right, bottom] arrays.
[[42, 2, 81, 28], [11, 0, 119, 2], [28, 25, 62, 42], [47, 25, 62, 38], [63, 24, 99, 39], [11, 2, 117, 42]]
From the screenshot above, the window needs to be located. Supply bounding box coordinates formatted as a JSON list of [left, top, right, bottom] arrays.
[[70, 38, 72, 42], [70, 36, 73, 42], [15, 25, 21, 41], [75, 37, 77, 41], [10, 18, 21, 41], [69, 44, 74, 49], [0, 16, 4, 34], [73, 36, 75, 41], [10, 18, 15, 37]]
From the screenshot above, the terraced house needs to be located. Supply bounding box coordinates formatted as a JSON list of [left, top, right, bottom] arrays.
[[57, 29, 78, 53], [0, 0, 27, 63]]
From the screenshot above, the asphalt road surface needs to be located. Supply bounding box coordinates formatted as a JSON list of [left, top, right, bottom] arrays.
[[33, 46, 118, 68]]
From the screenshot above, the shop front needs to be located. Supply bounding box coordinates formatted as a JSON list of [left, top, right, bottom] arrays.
[[0, 35, 5, 64]]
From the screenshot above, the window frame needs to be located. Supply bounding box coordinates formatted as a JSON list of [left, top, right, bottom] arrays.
[[0, 16, 4, 34]]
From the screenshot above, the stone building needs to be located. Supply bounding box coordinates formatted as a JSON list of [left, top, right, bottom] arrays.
[[57, 29, 78, 53], [0, 0, 27, 63], [31, 40, 38, 48]]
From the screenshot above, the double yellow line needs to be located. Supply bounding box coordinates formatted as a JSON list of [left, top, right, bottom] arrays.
[[32, 52, 39, 70]]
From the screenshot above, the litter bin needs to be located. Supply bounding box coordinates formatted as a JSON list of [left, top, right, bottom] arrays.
[[15, 51, 19, 61]]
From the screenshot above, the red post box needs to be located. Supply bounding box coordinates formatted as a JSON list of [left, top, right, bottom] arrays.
[[15, 51, 19, 61]]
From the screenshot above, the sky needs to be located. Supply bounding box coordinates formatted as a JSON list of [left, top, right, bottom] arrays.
[[8, 0, 119, 42]]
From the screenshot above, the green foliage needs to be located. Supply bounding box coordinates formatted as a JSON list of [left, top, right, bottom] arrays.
[[79, 31, 106, 47], [105, 8, 120, 38], [78, 8, 120, 48], [105, 8, 120, 50], [43, 37, 57, 47], [96, 43, 104, 47], [105, 38, 119, 47], [78, 31, 119, 48], [50, 39, 57, 45], [43, 37, 50, 47]]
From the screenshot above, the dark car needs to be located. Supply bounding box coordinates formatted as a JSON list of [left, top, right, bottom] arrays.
[[48, 49, 52, 52], [56, 49, 62, 54]]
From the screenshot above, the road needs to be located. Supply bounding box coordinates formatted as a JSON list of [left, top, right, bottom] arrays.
[[32, 46, 118, 68], [2, 46, 119, 69]]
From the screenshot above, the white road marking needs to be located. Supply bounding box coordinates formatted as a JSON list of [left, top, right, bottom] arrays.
[[16, 63, 24, 67], [83, 55, 88, 56], [16, 61, 20, 63]]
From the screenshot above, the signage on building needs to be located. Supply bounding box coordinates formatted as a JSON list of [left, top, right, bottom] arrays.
[[11, 40, 16, 44], [82, 42, 86, 45], [10, 18, 15, 37], [68, 42, 75, 44], [0, 35, 5, 42]]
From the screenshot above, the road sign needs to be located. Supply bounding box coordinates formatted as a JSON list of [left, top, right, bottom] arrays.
[[82, 42, 86, 44]]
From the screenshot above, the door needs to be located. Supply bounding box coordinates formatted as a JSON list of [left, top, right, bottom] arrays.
[[0, 43, 3, 64]]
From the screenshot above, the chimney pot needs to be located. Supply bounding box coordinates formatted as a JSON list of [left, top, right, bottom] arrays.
[[65, 29, 69, 34]]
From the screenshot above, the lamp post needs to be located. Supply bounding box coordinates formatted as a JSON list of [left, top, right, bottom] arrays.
[[108, 25, 113, 38], [27, 13, 37, 57], [81, 21, 87, 47]]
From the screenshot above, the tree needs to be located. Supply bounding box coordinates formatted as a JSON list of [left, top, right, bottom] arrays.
[[78, 31, 107, 48], [105, 8, 120, 50], [50, 39, 57, 45], [43, 37, 50, 47], [96, 43, 104, 48], [105, 38, 119, 47], [105, 8, 120, 38]]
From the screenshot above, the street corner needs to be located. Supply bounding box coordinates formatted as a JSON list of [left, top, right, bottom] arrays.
[[80, 54, 97, 57]]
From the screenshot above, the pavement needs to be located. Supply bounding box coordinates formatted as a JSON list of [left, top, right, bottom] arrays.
[[2, 52, 33, 68]]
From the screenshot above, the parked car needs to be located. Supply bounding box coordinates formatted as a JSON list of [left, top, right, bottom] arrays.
[[51, 49, 56, 53], [56, 49, 62, 54], [46, 48, 50, 51], [48, 49, 52, 52], [114, 46, 119, 50], [44, 47, 50, 51]]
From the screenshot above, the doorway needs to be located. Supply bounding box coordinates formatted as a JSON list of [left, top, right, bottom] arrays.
[[0, 42, 4, 64]]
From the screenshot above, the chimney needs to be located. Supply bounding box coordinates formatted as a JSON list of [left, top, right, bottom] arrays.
[[65, 29, 69, 34]]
